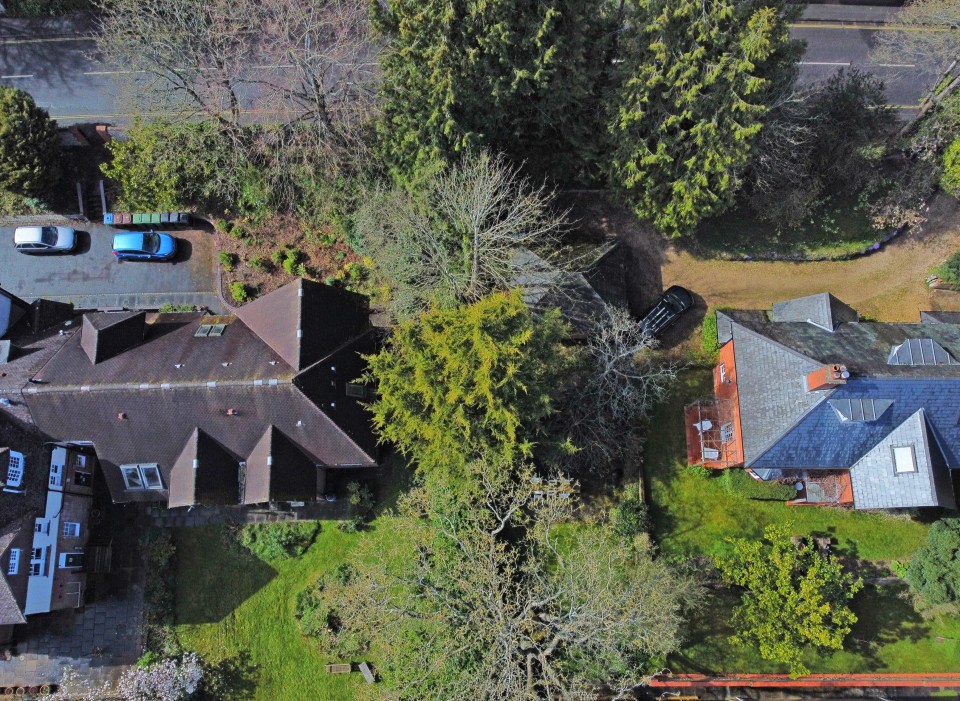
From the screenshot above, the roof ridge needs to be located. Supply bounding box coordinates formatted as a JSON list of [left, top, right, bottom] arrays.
[[24, 378, 295, 394]]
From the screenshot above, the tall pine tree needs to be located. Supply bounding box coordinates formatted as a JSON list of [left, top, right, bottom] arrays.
[[372, 0, 613, 184], [610, 0, 793, 236]]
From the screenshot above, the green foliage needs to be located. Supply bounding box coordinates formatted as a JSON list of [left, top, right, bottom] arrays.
[[295, 564, 368, 657], [942, 137, 960, 197], [373, 0, 613, 183], [906, 518, 960, 606], [612, 498, 650, 538], [237, 521, 321, 561], [229, 281, 251, 304], [141, 528, 181, 656], [281, 248, 304, 275], [270, 249, 285, 265], [337, 481, 375, 534], [0, 86, 60, 199], [720, 468, 796, 501], [610, 0, 791, 235], [701, 309, 726, 356], [158, 303, 195, 313], [248, 255, 268, 271], [0, 189, 45, 216], [102, 118, 242, 211], [716, 524, 864, 677], [365, 291, 568, 489], [218, 251, 238, 272], [932, 251, 960, 288]]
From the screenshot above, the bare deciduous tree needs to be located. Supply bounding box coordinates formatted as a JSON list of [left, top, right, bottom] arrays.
[[564, 305, 678, 469], [872, 0, 960, 82], [354, 151, 568, 319], [325, 459, 699, 701]]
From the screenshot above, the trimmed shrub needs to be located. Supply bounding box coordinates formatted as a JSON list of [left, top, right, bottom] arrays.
[[237, 521, 320, 561], [218, 251, 237, 272], [229, 281, 250, 303], [282, 248, 304, 275], [337, 481, 375, 533], [612, 498, 649, 538], [932, 251, 960, 288], [906, 518, 960, 605], [248, 255, 267, 271]]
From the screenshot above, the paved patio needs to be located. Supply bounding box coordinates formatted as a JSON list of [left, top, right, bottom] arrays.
[[0, 567, 144, 688]]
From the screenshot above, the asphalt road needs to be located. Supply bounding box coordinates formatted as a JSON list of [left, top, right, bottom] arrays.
[[0, 224, 219, 310], [0, 14, 949, 123]]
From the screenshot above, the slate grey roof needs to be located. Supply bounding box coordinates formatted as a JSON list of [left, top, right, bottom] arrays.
[[920, 311, 960, 324], [728, 322, 825, 463], [168, 428, 241, 508], [728, 292, 960, 509], [243, 426, 320, 505], [848, 410, 956, 510], [771, 292, 858, 330]]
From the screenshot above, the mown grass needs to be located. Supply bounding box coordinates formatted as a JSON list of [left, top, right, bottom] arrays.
[[174, 520, 404, 701], [645, 369, 960, 672]]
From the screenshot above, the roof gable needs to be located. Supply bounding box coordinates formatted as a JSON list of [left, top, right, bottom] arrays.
[[235, 279, 368, 370], [242, 426, 318, 505], [168, 428, 240, 508], [771, 292, 858, 330], [80, 311, 146, 364], [0, 514, 33, 624], [848, 409, 954, 509]]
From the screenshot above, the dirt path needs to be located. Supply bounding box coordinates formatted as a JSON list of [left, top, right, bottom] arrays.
[[657, 194, 960, 322]]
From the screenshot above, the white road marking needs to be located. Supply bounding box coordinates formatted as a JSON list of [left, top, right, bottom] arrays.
[[874, 63, 917, 68], [0, 74, 33, 79], [799, 61, 851, 66]]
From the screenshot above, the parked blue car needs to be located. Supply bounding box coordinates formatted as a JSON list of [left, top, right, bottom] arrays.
[[112, 230, 177, 261]]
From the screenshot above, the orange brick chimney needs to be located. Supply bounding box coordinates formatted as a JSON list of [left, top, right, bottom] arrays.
[[806, 364, 849, 392]]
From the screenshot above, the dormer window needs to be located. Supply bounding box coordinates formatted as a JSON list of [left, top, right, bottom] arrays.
[[829, 398, 892, 422], [888, 338, 957, 366]]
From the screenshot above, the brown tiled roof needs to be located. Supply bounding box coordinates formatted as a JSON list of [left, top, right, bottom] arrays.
[[235, 279, 368, 371], [0, 514, 34, 625], [24, 279, 378, 506], [168, 428, 241, 508], [80, 311, 145, 364], [243, 426, 320, 505]]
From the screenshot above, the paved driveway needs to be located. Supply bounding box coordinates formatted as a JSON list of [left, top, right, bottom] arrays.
[[0, 224, 222, 312]]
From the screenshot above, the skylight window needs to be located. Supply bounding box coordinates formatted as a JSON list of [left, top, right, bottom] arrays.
[[888, 338, 958, 366], [892, 445, 917, 474], [829, 398, 892, 422]]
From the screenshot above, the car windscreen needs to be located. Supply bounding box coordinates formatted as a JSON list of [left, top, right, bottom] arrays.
[[41, 227, 58, 246], [664, 293, 687, 313], [143, 232, 160, 253]]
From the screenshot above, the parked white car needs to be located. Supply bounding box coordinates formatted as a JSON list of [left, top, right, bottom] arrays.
[[13, 225, 76, 254]]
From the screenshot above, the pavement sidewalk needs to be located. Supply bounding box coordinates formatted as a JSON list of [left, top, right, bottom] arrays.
[[0, 11, 96, 40], [800, 4, 901, 24]]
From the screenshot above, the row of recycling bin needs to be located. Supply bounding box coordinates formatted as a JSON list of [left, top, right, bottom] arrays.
[[103, 212, 191, 226]]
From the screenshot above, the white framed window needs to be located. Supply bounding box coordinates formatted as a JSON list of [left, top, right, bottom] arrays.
[[29, 547, 44, 577], [892, 445, 918, 474], [121, 464, 164, 491], [34, 519, 49, 535], [720, 422, 734, 444], [718, 363, 727, 383], [62, 522, 80, 538], [73, 454, 90, 472], [7, 548, 20, 575], [5, 450, 24, 489]]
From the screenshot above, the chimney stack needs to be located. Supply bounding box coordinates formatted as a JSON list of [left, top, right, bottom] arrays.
[[226, 408, 239, 416], [805, 364, 849, 392]]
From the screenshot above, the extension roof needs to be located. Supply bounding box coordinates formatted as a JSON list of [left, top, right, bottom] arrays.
[[24, 280, 378, 506], [724, 295, 960, 509]]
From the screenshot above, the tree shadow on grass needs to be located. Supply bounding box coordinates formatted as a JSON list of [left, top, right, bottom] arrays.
[[846, 582, 928, 668], [200, 651, 258, 701]]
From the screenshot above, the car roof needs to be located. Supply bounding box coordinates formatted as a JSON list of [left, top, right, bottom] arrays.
[[14, 226, 44, 244], [113, 231, 149, 249]]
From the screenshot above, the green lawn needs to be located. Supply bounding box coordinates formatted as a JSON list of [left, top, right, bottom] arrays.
[[646, 369, 960, 673], [174, 520, 401, 701]]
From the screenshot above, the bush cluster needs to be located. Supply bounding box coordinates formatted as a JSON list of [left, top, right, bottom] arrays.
[[338, 481, 375, 533], [612, 498, 649, 539], [237, 521, 320, 561]]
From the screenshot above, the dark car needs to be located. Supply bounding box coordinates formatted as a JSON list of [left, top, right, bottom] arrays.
[[639, 285, 694, 338], [112, 230, 177, 261]]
